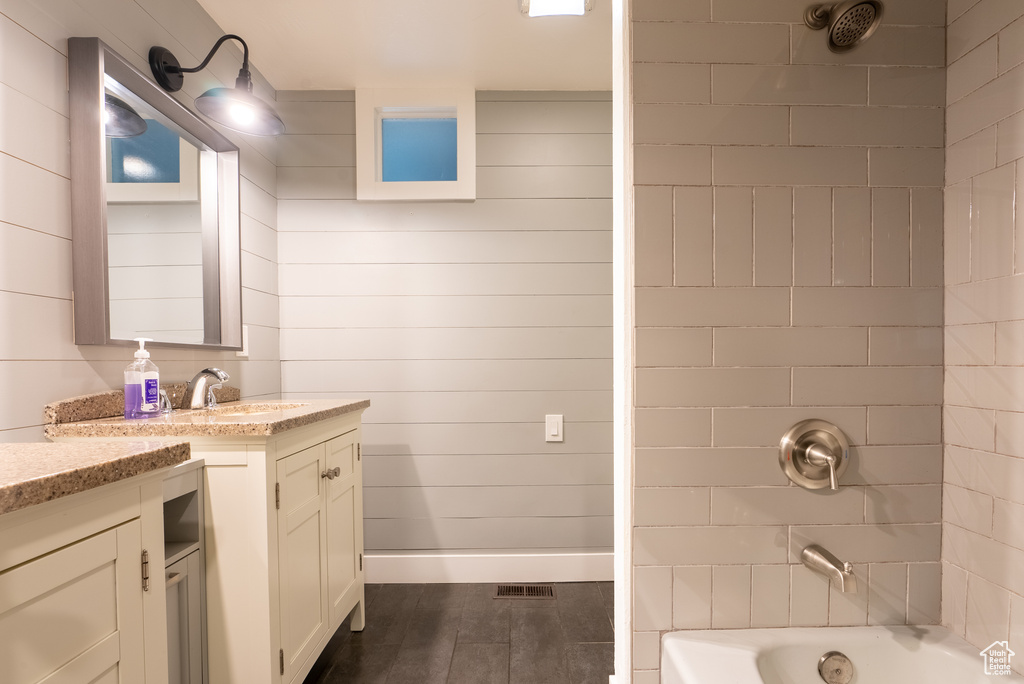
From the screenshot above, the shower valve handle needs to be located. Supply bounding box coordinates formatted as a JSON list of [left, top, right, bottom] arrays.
[[779, 419, 851, 491], [805, 444, 839, 490]]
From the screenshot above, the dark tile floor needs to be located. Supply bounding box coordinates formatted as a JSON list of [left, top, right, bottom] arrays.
[[304, 582, 615, 684]]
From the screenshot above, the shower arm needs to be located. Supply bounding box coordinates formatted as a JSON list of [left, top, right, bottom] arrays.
[[804, 4, 831, 29]]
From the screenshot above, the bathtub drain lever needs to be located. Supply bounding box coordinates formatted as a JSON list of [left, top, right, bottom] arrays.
[[818, 650, 854, 684]]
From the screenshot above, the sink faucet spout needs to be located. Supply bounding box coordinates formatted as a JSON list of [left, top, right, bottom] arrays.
[[182, 368, 230, 410]]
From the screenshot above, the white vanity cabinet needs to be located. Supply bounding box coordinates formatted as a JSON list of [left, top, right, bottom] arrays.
[[1, 519, 145, 684], [276, 431, 364, 683], [192, 409, 366, 684], [42, 399, 368, 684], [0, 464, 174, 684]]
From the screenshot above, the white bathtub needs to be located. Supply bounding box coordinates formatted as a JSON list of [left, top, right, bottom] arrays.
[[661, 625, 1024, 684]]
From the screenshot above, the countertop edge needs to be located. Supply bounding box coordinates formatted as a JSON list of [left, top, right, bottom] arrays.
[[263, 400, 370, 435], [42, 399, 371, 439], [0, 441, 191, 516]]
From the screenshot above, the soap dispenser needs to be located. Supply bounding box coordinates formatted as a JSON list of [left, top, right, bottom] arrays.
[[124, 338, 160, 419]]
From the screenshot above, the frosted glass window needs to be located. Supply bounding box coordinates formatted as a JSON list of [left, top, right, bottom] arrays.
[[356, 88, 475, 201], [381, 118, 457, 182]]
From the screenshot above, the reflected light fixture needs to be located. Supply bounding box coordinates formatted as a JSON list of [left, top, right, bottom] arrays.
[[104, 94, 147, 137], [520, 0, 593, 17], [148, 34, 285, 136]]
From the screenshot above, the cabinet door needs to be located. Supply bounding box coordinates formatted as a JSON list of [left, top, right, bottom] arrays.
[[0, 520, 144, 684], [277, 444, 328, 683], [325, 431, 363, 626], [166, 552, 203, 684]]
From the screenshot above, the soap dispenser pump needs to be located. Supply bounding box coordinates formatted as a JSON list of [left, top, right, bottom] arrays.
[[124, 338, 160, 419]]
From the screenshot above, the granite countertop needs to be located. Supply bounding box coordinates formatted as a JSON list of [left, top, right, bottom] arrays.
[[45, 399, 371, 439], [0, 441, 190, 515], [44, 383, 241, 424]]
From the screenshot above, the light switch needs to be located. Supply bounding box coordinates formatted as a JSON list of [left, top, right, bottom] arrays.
[[545, 414, 563, 442], [235, 324, 249, 358]]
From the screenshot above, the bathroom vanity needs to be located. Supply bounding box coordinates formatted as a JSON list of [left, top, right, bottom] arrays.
[[47, 397, 370, 684], [0, 440, 190, 684]]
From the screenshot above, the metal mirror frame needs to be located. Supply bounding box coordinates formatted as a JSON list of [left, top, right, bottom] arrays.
[[69, 37, 242, 350]]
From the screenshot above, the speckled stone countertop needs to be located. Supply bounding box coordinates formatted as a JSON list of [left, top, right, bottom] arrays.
[[44, 384, 242, 424], [0, 441, 190, 515], [45, 399, 371, 439]]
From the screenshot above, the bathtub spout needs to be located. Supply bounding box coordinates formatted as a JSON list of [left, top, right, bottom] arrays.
[[801, 544, 857, 592]]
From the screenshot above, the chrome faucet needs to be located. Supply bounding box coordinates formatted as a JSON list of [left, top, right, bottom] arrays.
[[801, 544, 857, 593], [182, 368, 230, 410]]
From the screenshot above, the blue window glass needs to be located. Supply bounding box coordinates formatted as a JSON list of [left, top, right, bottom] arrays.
[[110, 119, 180, 183], [381, 118, 457, 182]]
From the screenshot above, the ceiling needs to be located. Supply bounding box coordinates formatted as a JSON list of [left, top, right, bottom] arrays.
[[194, 0, 612, 92]]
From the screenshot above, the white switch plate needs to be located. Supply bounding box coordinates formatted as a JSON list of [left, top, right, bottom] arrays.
[[235, 324, 249, 358], [545, 414, 563, 442]]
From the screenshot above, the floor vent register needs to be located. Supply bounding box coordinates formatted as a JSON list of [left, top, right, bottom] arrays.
[[493, 583, 556, 599]]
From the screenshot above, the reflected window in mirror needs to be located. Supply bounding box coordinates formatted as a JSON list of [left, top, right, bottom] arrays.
[[109, 118, 183, 184]]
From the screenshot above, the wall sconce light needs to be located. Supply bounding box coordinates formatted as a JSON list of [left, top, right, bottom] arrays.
[[104, 94, 147, 138], [520, 0, 593, 17], [149, 34, 285, 136]]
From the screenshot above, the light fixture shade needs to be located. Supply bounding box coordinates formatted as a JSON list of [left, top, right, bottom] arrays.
[[195, 86, 285, 136], [104, 94, 147, 137]]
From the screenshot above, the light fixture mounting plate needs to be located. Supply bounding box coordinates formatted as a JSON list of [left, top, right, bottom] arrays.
[[149, 46, 184, 92]]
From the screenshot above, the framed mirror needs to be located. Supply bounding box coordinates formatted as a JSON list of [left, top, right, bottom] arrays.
[[69, 37, 242, 349]]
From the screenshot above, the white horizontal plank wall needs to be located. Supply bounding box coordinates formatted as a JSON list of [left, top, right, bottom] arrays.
[[0, 0, 282, 442], [277, 90, 614, 582], [107, 203, 204, 342]]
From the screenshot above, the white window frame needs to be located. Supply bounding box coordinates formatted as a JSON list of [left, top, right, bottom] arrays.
[[355, 88, 476, 201]]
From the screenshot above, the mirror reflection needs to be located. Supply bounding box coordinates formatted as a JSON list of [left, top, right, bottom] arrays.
[[103, 76, 210, 345]]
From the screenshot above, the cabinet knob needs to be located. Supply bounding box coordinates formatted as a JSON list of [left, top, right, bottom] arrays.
[[321, 467, 341, 480]]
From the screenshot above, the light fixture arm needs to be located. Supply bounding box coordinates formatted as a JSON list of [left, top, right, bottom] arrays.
[[150, 35, 253, 93], [148, 35, 285, 136], [173, 34, 253, 92]]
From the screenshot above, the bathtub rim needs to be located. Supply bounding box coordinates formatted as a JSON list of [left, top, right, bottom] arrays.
[[660, 624, 1024, 684]]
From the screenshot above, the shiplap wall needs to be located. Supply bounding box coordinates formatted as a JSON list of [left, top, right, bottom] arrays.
[[277, 91, 613, 561], [107, 203, 204, 342], [943, 1, 1024, 672], [0, 0, 281, 442], [629, 1, 946, 682]]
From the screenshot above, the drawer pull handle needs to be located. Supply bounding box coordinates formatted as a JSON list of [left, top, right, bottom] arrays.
[[166, 572, 186, 588]]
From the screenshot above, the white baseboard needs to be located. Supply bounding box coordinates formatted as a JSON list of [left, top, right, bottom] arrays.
[[365, 551, 614, 584]]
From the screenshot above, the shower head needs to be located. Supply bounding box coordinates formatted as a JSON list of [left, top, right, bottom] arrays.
[[804, 0, 884, 53]]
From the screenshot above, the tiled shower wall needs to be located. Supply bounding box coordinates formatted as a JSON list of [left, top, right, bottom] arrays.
[[943, 0, 1024, 669], [0, 0, 282, 443], [628, 1, 946, 680]]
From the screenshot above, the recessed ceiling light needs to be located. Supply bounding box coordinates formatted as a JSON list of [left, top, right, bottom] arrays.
[[520, 0, 593, 17]]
